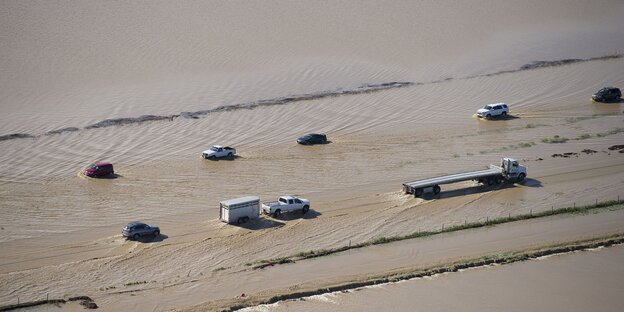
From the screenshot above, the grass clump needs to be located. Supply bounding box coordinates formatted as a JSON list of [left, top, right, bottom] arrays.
[[574, 133, 592, 140], [541, 135, 569, 143], [525, 123, 546, 129], [596, 127, 624, 137], [124, 281, 148, 286]]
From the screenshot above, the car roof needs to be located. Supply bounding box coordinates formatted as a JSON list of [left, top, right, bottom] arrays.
[[281, 195, 296, 200], [486, 103, 506, 107], [126, 221, 146, 227], [220, 196, 260, 206], [212, 145, 224, 148]]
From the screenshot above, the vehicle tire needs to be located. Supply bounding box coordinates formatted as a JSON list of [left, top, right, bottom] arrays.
[[273, 209, 281, 218], [501, 111, 507, 117], [486, 177, 494, 186], [227, 152, 233, 157], [517, 173, 526, 183], [153, 230, 160, 237], [414, 188, 423, 197], [209, 155, 216, 160], [495, 177, 502, 185], [132, 233, 140, 240], [486, 114, 491, 119], [237, 217, 246, 224], [433, 185, 441, 195], [302, 205, 309, 214]]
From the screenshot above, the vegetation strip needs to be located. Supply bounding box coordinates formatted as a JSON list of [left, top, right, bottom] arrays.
[[0, 296, 97, 311], [212, 234, 624, 312], [249, 200, 624, 269]]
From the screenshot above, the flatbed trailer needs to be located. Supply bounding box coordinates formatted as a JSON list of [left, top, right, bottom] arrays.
[[403, 158, 527, 197]]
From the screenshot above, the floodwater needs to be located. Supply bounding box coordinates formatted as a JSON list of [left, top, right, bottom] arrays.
[[249, 245, 624, 312], [1, 0, 624, 310]]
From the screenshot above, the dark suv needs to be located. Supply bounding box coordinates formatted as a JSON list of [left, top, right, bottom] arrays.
[[84, 162, 114, 178], [297, 133, 328, 145], [592, 87, 621, 103], [122, 222, 160, 240]]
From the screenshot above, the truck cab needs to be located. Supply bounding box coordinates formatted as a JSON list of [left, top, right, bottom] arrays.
[[262, 196, 310, 217], [501, 158, 527, 182], [202, 145, 236, 159]]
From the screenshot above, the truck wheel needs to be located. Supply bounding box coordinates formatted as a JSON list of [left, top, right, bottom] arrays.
[[495, 177, 502, 185], [486, 177, 494, 186], [227, 152, 233, 157], [501, 111, 507, 117], [273, 209, 281, 218], [153, 230, 160, 237], [433, 185, 441, 195], [486, 114, 491, 119], [414, 188, 423, 197], [237, 217, 247, 224], [209, 155, 216, 159], [132, 233, 140, 240], [302, 205, 309, 214], [517, 173, 526, 183]]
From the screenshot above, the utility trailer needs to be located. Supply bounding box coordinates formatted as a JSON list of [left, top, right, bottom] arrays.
[[219, 196, 260, 224], [403, 158, 527, 197]]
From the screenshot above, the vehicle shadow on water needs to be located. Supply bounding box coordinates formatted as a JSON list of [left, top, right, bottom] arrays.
[[521, 178, 542, 188], [81, 173, 122, 179], [477, 114, 521, 121], [205, 155, 242, 161], [298, 141, 333, 146], [238, 218, 286, 230], [274, 209, 322, 221], [134, 234, 169, 244], [421, 179, 542, 200]]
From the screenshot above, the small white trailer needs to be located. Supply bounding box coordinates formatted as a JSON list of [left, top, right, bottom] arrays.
[[219, 196, 260, 224], [403, 157, 527, 197]]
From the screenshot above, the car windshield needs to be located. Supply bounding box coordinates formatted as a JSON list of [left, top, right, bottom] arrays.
[[210, 147, 219, 151], [90, 165, 98, 170], [483, 105, 492, 110]]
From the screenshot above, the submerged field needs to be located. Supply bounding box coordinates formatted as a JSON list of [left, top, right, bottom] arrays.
[[1, 0, 624, 311]]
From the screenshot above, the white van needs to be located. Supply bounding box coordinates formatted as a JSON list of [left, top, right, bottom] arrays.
[[219, 196, 260, 224]]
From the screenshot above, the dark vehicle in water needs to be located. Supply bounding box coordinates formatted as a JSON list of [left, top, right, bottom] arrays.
[[297, 133, 328, 145], [83, 161, 114, 178], [122, 222, 160, 240], [592, 87, 621, 103]]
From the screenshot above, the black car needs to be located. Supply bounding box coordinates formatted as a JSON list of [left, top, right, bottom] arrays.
[[122, 222, 160, 240], [592, 87, 621, 103], [297, 133, 328, 145]]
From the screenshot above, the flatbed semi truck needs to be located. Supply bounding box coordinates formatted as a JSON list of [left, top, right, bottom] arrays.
[[403, 157, 527, 197]]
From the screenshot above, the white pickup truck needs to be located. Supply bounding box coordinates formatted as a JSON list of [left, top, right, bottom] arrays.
[[202, 145, 236, 159], [262, 196, 310, 217]]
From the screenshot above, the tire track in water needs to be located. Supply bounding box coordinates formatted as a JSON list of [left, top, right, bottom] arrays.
[[0, 54, 620, 142]]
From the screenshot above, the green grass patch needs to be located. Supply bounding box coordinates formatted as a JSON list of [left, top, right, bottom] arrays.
[[541, 135, 569, 143], [596, 127, 624, 138]]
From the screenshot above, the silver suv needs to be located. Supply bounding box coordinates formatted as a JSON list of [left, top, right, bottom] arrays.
[[122, 222, 160, 240], [477, 103, 509, 118]]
